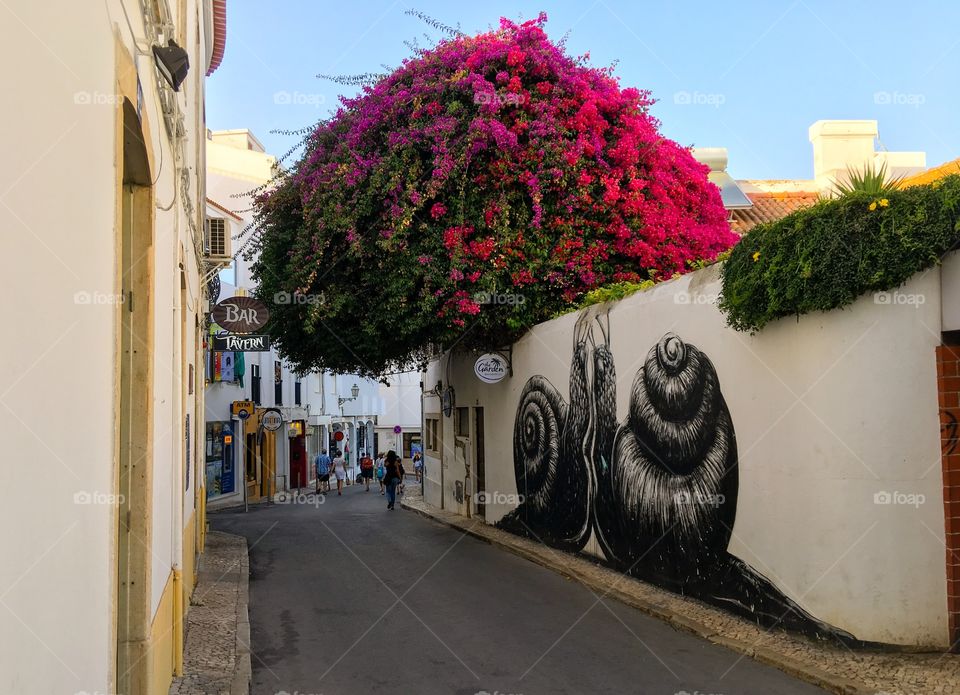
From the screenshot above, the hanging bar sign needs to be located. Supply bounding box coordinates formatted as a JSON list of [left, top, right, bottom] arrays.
[[211, 296, 270, 333], [213, 334, 271, 351]]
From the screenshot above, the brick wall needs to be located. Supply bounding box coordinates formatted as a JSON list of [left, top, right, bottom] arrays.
[[937, 343, 960, 650]]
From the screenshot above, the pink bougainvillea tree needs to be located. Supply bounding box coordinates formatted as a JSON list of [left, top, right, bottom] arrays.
[[251, 13, 736, 375]]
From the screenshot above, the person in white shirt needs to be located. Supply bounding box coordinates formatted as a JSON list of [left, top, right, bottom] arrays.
[[332, 450, 347, 496]]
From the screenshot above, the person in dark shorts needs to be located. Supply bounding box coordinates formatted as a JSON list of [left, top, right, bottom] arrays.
[[359, 452, 374, 491], [315, 449, 332, 493]]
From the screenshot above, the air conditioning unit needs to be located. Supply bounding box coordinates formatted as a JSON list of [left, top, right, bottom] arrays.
[[203, 216, 232, 266]]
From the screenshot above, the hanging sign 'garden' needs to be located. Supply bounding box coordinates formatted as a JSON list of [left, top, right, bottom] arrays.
[[474, 353, 508, 384]]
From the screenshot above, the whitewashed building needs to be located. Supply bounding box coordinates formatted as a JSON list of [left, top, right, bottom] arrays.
[[376, 370, 424, 465], [0, 1, 226, 692], [204, 130, 384, 504]]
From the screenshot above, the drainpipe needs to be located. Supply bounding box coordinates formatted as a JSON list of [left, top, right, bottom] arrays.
[[172, 287, 185, 677], [320, 370, 326, 414]]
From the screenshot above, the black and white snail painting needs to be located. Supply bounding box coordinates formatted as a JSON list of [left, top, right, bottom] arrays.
[[498, 315, 859, 645]]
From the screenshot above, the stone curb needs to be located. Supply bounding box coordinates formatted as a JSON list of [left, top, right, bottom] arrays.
[[231, 540, 252, 695], [401, 500, 871, 695]]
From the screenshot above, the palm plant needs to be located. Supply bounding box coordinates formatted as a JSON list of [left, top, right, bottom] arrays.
[[828, 161, 905, 198]]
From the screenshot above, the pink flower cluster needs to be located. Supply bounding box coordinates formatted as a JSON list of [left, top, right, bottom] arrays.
[[267, 12, 736, 332]]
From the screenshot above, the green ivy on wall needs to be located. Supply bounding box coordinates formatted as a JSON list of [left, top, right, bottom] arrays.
[[719, 175, 960, 332]]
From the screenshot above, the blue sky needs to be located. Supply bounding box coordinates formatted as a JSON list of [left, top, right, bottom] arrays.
[[207, 0, 959, 181]]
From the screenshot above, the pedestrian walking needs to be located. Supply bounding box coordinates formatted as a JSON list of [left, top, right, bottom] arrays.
[[332, 449, 347, 496], [375, 453, 386, 494], [397, 459, 406, 498], [315, 449, 332, 494], [384, 450, 401, 510], [360, 452, 374, 491], [413, 452, 423, 483]]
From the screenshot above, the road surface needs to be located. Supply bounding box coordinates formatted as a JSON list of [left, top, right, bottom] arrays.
[[211, 482, 827, 695]]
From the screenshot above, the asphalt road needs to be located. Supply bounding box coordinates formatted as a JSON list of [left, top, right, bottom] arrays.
[[211, 482, 827, 695]]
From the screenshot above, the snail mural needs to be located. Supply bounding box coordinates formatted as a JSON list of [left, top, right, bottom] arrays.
[[498, 315, 859, 644]]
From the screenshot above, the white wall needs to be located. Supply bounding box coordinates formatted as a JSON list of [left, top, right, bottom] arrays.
[[378, 371, 422, 429], [426, 264, 947, 646], [0, 1, 210, 691]]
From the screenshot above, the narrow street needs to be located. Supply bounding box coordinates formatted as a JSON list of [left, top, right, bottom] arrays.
[[212, 483, 827, 695]]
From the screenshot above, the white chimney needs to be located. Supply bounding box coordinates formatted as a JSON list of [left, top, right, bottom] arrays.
[[809, 120, 926, 193], [809, 120, 878, 191]]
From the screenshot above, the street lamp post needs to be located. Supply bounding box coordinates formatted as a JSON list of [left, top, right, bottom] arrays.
[[338, 382, 360, 408]]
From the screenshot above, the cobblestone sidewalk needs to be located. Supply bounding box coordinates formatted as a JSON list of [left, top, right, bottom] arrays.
[[169, 531, 251, 695], [401, 491, 959, 695]]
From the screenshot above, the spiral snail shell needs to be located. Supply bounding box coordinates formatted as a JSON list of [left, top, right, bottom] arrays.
[[498, 336, 593, 551], [499, 326, 859, 644], [598, 333, 738, 584]]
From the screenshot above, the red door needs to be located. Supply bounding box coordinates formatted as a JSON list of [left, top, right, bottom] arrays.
[[289, 432, 307, 489]]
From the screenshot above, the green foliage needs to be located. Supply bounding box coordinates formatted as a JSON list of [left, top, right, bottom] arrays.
[[570, 280, 656, 313], [828, 161, 905, 198], [718, 175, 960, 332], [688, 249, 730, 271]]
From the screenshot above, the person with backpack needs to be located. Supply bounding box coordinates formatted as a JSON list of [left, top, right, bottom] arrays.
[[315, 449, 331, 494], [359, 452, 374, 491], [375, 453, 386, 495], [384, 450, 401, 510]]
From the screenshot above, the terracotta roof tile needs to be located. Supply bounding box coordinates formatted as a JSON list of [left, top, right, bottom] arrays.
[[206, 197, 243, 221], [730, 191, 820, 234], [206, 0, 227, 77], [900, 157, 960, 187]]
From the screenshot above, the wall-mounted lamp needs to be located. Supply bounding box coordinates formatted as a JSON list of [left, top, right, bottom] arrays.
[[338, 383, 360, 407], [153, 40, 190, 91]]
